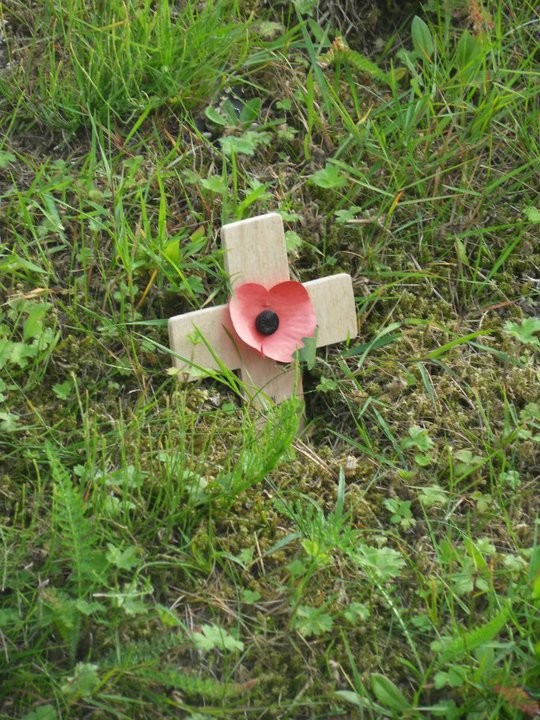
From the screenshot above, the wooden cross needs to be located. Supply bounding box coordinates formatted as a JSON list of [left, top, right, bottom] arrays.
[[168, 213, 357, 407]]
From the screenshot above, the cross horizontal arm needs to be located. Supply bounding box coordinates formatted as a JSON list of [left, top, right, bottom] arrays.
[[168, 273, 357, 379]]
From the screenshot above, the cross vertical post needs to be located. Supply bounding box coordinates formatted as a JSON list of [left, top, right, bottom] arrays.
[[221, 213, 300, 405]]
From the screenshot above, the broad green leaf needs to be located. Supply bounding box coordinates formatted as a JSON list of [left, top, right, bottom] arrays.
[[335, 690, 387, 713], [401, 425, 434, 452], [239, 97, 261, 124], [156, 605, 183, 626], [162, 238, 181, 265], [75, 599, 105, 616], [285, 230, 303, 253], [186, 275, 205, 295], [192, 624, 244, 652], [241, 589, 261, 604], [310, 163, 347, 189], [295, 333, 317, 370], [21, 706, 57, 720], [533, 573, 540, 601], [301, 538, 330, 564], [529, 545, 540, 592], [419, 485, 448, 508], [106, 543, 140, 571], [411, 16, 434, 60], [0, 339, 36, 369], [499, 470, 521, 489], [255, 20, 284, 38], [524, 206, 540, 223], [220, 131, 271, 156], [23, 303, 49, 341], [335, 206, 361, 223], [343, 602, 370, 623], [0, 253, 47, 274], [455, 237, 468, 265], [370, 673, 411, 711], [0, 608, 19, 626], [434, 666, 467, 689], [61, 663, 100, 698], [277, 209, 302, 222], [520, 402, 539, 423], [102, 465, 146, 489], [351, 545, 405, 581], [335, 690, 364, 707], [316, 376, 339, 393], [121, 596, 149, 616], [0, 411, 19, 432], [294, 605, 334, 637], [236, 180, 271, 217], [201, 175, 228, 194], [52, 378, 74, 400], [455, 31, 484, 75], [293, 0, 317, 15], [204, 105, 228, 126], [396, 47, 418, 75], [505, 317, 540, 348], [0, 151, 17, 168], [108, 580, 152, 616]]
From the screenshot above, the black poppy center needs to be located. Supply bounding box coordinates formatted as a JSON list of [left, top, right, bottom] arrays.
[[255, 309, 280, 336]]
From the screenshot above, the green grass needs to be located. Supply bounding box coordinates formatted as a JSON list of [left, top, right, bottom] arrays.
[[1, 0, 252, 130], [0, 0, 539, 718]]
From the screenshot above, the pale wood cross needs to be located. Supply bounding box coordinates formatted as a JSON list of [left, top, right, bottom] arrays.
[[168, 213, 357, 407]]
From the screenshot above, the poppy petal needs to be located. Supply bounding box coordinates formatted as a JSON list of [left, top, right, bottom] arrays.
[[261, 282, 316, 362], [229, 281, 316, 363], [228, 283, 270, 355]]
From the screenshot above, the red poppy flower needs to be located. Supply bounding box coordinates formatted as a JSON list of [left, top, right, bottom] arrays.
[[229, 281, 316, 363]]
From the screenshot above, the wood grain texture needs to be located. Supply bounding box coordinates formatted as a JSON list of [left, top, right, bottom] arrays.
[[221, 212, 289, 288], [168, 275, 357, 373], [167, 304, 236, 377], [167, 213, 358, 408], [222, 213, 297, 405]]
